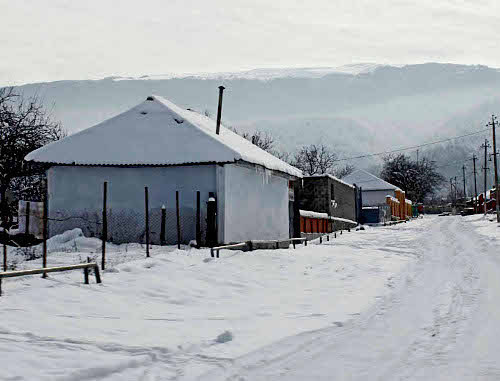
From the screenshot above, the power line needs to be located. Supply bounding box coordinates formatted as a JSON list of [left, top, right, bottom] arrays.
[[334, 128, 489, 162]]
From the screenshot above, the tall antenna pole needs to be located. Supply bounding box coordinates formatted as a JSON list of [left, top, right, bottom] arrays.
[[487, 115, 500, 222], [481, 139, 490, 215], [215, 86, 225, 135], [472, 154, 478, 213]]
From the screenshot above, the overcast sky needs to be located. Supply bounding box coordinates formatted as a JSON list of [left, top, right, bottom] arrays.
[[1, 0, 500, 85]]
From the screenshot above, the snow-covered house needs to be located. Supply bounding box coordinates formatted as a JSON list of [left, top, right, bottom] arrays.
[[342, 169, 400, 206], [25, 95, 302, 245]]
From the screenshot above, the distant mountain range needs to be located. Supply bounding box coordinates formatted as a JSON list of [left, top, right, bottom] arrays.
[[110, 63, 389, 81], [8, 63, 500, 193]]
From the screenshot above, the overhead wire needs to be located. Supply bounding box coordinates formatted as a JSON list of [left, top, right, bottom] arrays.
[[334, 128, 490, 162]]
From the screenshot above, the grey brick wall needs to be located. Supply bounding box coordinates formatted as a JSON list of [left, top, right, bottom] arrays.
[[332, 180, 357, 221], [298, 176, 357, 222]]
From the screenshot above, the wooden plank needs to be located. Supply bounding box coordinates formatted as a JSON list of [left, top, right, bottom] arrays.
[[211, 242, 246, 251], [0, 263, 100, 279]]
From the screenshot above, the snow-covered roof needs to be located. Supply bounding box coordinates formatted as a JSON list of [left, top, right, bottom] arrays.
[[304, 174, 355, 189], [342, 169, 399, 191], [25, 95, 302, 177]]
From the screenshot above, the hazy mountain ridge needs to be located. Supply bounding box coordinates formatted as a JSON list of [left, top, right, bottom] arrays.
[[109, 63, 389, 81], [8, 63, 500, 187]]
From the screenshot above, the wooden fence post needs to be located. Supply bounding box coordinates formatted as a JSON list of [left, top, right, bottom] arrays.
[[102, 182, 108, 270], [42, 182, 48, 278], [145, 186, 150, 258], [160, 204, 166, 246], [94, 264, 102, 283], [176, 191, 181, 249], [3, 243, 6, 272], [196, 191, 201, 248], [25, 201, 30, 235], [83, 257, 91, 284]]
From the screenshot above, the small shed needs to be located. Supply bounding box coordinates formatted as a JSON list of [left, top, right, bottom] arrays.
[[25, 95, 302, 245]]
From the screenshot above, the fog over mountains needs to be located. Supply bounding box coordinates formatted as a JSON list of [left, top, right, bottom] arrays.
[[11, 63, 500, 194]]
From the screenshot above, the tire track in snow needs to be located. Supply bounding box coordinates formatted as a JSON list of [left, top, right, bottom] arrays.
[[197, 216, 491, 381]]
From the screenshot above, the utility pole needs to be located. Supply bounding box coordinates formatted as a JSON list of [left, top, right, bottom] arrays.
[[487, 115, 500, 222], [481, 139, 490, 215], [450, 177, 454, 205], [472, 154, 478, 213], [454, 176, 458, 202], [462, 164, 467, 200]]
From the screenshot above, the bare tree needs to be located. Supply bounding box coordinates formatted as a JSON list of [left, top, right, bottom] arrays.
[[380, 154, 444, 202], [336, 164, 355, 179], [242, 130, 275, 152], [292, 144, 339, 176], [0, 87, 65, 226]]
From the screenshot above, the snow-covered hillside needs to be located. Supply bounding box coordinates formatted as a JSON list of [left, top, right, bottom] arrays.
[[112, 63, 388, 81], [10, 63, 500, 182]]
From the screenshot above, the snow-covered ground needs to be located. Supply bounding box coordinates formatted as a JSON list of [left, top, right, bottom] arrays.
[[2, 217, 433, 380], [204, 215, 500, 381]]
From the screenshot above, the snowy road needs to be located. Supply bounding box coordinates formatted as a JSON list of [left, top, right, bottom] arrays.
[[202, 216, 500, 381]]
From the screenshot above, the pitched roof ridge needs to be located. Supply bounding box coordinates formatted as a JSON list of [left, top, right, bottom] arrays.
[[151, 95, 244, 161], [24, 95, 302, 177], [153, 95, 301, 175], [25, 102, 147, 162]]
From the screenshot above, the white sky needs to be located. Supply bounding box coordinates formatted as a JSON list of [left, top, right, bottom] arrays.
[[2, 0, 500, 85]]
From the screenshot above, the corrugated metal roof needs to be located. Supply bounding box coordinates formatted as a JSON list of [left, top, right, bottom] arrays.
[[342, 169, 400, 191]]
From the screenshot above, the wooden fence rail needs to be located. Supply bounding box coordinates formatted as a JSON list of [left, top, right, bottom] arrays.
[[210, 238, 309, 257], [0, 262, 102, 296], [211, 243, 247, 258]]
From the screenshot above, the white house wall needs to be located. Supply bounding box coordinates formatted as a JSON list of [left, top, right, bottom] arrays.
[[47, 165, 216, 244], [222, 163, 289, 243]]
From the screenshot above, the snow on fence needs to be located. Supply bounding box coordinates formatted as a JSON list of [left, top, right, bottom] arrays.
[[299, 210, 357, 236], [209, 237, 308, 258]]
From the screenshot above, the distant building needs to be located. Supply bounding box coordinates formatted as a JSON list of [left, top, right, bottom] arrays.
[[342, 169, 413, 222], [25, 95, 302, 245], [342, 169, 399, 206], [295, 174, 358, 233]]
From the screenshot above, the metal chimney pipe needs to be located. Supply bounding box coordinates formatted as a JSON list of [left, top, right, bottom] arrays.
[[215, 86, 225, 135]]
